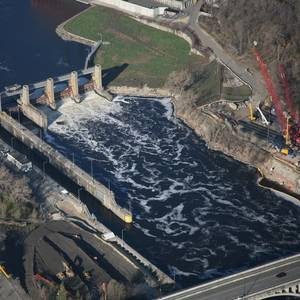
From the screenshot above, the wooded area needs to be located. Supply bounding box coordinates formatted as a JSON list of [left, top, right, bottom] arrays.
[[0, 166, 38, 220], [201, 0, 300, 105]]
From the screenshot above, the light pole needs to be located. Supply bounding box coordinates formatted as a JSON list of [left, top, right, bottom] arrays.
[[121, 229, 125, 246], [17, 106, 20, 123], [42, 159, 49, 178], [78, 187, 84, 200], [10, 137, 14, 148], [87, 158, 94, 182]]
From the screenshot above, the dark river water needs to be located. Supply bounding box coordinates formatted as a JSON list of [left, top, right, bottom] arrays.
[[1, 0, 300, 295], [0, 0, 88, 89], [44, 95, 300, 289]]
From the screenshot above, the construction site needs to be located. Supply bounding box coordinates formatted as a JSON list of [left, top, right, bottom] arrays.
[[174, 42, 300, 201], [23, 220, 163, 299]]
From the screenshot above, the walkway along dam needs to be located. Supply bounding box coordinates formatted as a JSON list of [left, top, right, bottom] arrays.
[[0, 65, 132, 224]]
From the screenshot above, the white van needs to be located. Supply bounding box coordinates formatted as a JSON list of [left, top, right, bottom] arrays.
[[101, 232, 116, 242]]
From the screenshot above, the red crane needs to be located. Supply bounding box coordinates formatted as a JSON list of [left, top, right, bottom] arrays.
[[279, 64, 298, 123], [253, 47, 287, 133], [254, 46, 300, 148]]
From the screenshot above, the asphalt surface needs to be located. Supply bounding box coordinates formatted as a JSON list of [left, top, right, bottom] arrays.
[[0, 277, 24, 300], [160, 253, 300, 299]]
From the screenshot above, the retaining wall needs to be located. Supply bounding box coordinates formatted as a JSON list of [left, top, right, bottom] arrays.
[[153, 0, 194, 10], [22, 104, 48, 129], [92, 0, 166, 17], [0, 112, 132, 223]]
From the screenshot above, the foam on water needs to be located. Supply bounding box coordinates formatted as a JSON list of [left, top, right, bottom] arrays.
[[45, 94, 300, 286]]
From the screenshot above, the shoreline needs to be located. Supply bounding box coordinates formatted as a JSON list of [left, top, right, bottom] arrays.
[[55, 5, 300, 204], [56, 5, 95, 46], [109, 87, 300, 204]]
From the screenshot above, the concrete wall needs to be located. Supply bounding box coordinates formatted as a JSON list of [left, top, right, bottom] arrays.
[[22, 104, 48, 129], [153, 0, 194, 10], [0, 112, 132, 223], [93, 0, 166, 17]]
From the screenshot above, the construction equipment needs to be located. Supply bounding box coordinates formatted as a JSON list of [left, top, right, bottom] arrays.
[[257, 106, 270, 125], [253, 43, 300, 150], [248, 102, 256, 121], [0, 265, 10, 279], [279, 64, 298, 122], [35, 273, 53, 286]]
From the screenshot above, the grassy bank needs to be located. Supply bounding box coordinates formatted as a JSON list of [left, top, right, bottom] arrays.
[[64, 6, 204, 87]]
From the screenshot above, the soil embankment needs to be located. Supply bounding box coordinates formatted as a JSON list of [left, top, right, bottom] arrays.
[[173, 94, 300, 199]]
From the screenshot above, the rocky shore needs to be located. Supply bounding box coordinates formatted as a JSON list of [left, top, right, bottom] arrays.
[[172, 93, 300, 201]]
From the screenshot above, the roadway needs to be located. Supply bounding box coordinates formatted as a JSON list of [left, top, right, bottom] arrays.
[[0, 277, 26, 300], [160, 253, 300, 300], [186, 0, 267, 101]]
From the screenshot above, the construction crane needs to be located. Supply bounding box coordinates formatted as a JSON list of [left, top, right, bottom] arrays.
[[253, 43, 300, 151], [279, 64, 298, 123]]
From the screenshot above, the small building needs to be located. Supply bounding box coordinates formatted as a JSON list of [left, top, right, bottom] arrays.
[[6, 150, 32, 172]]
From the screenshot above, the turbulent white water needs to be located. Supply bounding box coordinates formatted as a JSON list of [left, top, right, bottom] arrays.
[[46, 94, 300, 286]]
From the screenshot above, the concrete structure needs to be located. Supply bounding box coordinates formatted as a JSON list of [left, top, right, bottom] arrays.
[[69, 71, 80, 103], [2, 66, 104, 99], [93, 0, 167, 18], [0, 112, 132, 223], [20, 85, 48, 129], [159, 253, 300, 300], [93, 64, 102, 91], [21, 85, 30, 106], [45, 78, 56, 109], [3, 65, 113, 129], [153, 0, 193, 10]]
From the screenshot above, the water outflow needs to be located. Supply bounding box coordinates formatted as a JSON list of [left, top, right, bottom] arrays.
[[45, 95, 300, 287]]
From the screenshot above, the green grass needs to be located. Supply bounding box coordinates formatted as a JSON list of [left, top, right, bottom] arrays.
[[222, 85, 252, 101], [189, 61, 222, 105], [64, 6, 203, 87]]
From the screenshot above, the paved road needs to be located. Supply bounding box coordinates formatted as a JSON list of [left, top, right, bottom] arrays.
[[0, 277, 25, 300], [159, 253, 300, 300], [186, 0, 267, 101]]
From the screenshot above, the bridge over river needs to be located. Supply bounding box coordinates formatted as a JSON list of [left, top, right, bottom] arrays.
[[159, 253, 300, 299]]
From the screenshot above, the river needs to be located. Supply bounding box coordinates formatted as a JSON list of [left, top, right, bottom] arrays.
[[1, 0, 300, 295], [0, 0, 88, 89]]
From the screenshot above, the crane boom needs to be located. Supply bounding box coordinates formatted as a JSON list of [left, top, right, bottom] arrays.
[[279, 64, 298, 123], [253, 48, 286, 132]]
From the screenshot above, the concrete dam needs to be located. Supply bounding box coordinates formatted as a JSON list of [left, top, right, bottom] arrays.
[[0, 65, 132, 223]]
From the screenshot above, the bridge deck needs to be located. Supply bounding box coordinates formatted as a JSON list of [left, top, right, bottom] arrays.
[[1, 67, 95, 98], [160, 253, 300, 300]]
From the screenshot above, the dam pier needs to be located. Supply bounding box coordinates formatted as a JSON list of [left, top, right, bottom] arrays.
[[0, 65, 131, 224]]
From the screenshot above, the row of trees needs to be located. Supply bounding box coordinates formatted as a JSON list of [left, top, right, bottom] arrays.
[[0, 166, 38, 220]]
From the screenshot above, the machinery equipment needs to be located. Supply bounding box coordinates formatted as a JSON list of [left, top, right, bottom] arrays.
[[248, 102, 256, 121], [253, 43, 299, 150]]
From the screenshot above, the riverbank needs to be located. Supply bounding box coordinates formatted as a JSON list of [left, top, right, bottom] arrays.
[[172, 92, 300, 201], [58, 5, 204, 88], [56, 5, 95, 46], [95, 82, 300, 202], [55, 4, 300, 202]]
